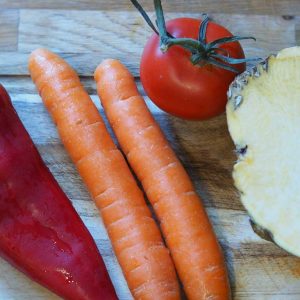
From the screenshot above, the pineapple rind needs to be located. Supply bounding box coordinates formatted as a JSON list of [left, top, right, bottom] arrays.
[[226, 47, 300, 256]]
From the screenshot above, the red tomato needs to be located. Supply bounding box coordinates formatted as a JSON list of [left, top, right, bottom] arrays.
[[140, 18, 246, 120]]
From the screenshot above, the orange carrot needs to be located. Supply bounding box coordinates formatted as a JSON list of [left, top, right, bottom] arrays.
[[95, 59, 231, 300], [29, 49, 180, 300]]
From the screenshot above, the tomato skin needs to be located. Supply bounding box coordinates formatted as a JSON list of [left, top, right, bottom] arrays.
[[140, 18, 246, 120]]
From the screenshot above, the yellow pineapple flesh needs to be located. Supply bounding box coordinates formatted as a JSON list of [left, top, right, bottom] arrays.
[[227, 47, 300, 256]]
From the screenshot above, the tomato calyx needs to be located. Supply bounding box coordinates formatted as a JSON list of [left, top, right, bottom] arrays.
[[131, 0, 261, 73]]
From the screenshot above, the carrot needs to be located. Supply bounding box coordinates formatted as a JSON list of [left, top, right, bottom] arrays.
[[95, 59, 231, 300], [28, 49, 180, 300]]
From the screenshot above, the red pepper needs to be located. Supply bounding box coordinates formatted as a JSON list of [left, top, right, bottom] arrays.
[[0, 84, 117, 300]]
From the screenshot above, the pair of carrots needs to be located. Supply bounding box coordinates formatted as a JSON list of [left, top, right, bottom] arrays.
[[29, 49, 230, 300]]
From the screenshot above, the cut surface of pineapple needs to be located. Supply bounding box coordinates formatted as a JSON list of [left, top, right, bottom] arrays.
[[227, 46, 300, 256]]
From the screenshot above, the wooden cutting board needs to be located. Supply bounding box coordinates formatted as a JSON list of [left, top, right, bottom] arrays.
[[0, 1, 300, 299]]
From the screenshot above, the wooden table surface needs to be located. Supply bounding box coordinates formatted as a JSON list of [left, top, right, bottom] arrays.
[[0, 1, 300, 299]]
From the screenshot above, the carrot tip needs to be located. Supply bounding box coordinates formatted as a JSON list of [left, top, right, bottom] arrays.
[[94, 59, 123, 81]]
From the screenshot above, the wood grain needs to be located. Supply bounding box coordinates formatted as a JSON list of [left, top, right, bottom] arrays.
[[0, 9, 19, 51], [0, 0, 300, 15], [18, 10, 295, 57], [0, 10, 296, 76], [0, 3, 300, 299], [295, 17, 300, 44]]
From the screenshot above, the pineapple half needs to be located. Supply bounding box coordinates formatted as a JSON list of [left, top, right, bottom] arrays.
[[226, 46, 300, 256]]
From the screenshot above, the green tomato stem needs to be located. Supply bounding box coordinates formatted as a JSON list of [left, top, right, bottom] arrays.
[[129, 0, 262, 72]]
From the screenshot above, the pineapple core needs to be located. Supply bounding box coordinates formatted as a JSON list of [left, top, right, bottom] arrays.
[[227, 47, 300, 256]]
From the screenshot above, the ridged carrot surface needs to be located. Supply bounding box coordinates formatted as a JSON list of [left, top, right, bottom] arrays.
[[95, 59, 231, 300], [28, 49, 180, 300]]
